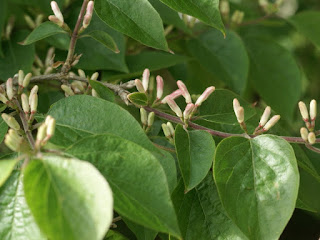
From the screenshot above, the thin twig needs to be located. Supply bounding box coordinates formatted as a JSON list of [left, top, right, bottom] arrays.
[[305, 144, 320, 154]]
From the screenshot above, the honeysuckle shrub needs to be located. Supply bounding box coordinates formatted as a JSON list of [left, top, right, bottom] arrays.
[[0, 0, 320, 239]]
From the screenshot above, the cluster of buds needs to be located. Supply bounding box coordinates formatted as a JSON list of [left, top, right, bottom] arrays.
[[135, 69, 151, 94], [161, 122, 175, 144], [21, 85, 39, 122], [140, 108, 155, 132], [299, 100, 317, 145], [231, 10, 245, 26], [4, 129, 27, 152], [259, 0, 283, 15], [61, 70, 97, 97], [32, 47, 55, 76], [18, 70, 32, 94], [35, 116, 56, 150], [233, 99, 280, 134], [24, 14, 44, 29]]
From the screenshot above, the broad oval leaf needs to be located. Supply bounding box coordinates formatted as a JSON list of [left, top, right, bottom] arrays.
[[0, 159, 18, 187], [214, 135, 299, 240], [45, 95, 177, 192], [289, 11, 320, 49], [21, 22, 68, 45], [95, 0, 168, 51], [89, 79, 115, 102], [187, 29, 249, 94], [174, 125, 215, 191], [127, 92, 148, 106], [0, 171, 46, 240], [23, 155, 113, 240], [159, 0, 224, 34], [67, 134, 181, 238], [81, 30, 119, 53], [244, 37, 302, 120], [172, 175, 247, 240]]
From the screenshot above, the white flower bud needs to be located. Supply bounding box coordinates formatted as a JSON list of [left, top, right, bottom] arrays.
[[78, 69, 86, 78], [142, 69, 150, 91], [183, 103, 195, 120], [83, 1, 94, 29], [0, 93, 8, 104], [167, 122, 175, 136], [61, 85, 75, 96], [6, 78, 14, 100], [308, 132, 316, 145], [21, 93, 29, 114], [300, 127, 308, 142], [147, 112, 155, 127], [235, 107, 244, 124], [177, 80, 192, 104], [37, 124, 47, 142], [30, 93, 38, 114], [91, 72, 99, 81], [310, 99, 317, 121], [92, 89, 99, 97], [263, 115, 280, 131], [161, 89, 183, 104], [166, 97, 183, 118], [259, 106, 271, 127], [23, 73, 32, 88], [46, 116, 56, 137], [29, 85, 39, 103], [18, 70, 24, 87], [195, 87, 215, 107], [71, 81, 85, 93], [140, 108, 147, 126], [1, 113, 20, 130], [135, 79, 145, 93], [156, 75, 164, 100], [50, 1, 64, 23], [299, 101, 309, 121], [162, 123, 171, 138]]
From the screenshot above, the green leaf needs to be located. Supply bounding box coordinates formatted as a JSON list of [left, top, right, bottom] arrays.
[[45, 95, 177, 191], [127, 92, 148, 106], [0, 159, 18, 187], [214, 135, 299, 240], [172, 176, 247, 240], [0, 114, 8, 143], [81, 30, 119, 53], [67, 134, 181, 238], [23, 155, 114, 240], [103, 51, 189, 81], [21, 22, 68, 45], [105, 230, 129, 240], [89, 80, 115, 102], [0, 171, 46, 240], [187, 29, 249, 94], [289, 11, 320, 49], [244, 37, 302, 120], [95, 0, 168, 51], [174, 125, 215, 191], [0, 31, 35, 80], [196, 89, 256, 125], [123, 219, 157, 240], [0, 0, 7, 57], [159, 0, 224, 34]]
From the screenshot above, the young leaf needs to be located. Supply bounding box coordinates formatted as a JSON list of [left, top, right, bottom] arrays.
[[67, 134, 181, 238], [187, 29, 249, 94], [81, 30, 119, 53], [21, 22, 68, 45], [0, 171, 46, 240], [127, 92, 148, 106], [244, 37, 302, 120], [95, 0, 168, 51], [172, 176, 247, 240], [174, 125, 215, 191], [89, 80, 115, 102], [159, 0, 225, 34], [0, 158, 18, 187], [23, 155, 114, 240], [289, 11, 320, 49], [214, 135, 299, 240]]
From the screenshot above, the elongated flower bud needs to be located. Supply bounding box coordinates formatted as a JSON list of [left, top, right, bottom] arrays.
[[23, 73, 32, 88], [48, 15, 63, 27], [161, 89, 183, 104], [61, 85, 75, 96], [6, 78, 14, 100], [30, 93, 38, 113], [83, 1, 94, 29], [21, 94, 29, 114], [29, 85, 39, 103], [0, 93, 8, 104], [7, 129, 22, 144], [166, 97, 183, 118], [78, 69, 86, 78], [162, 123, 171, 138], [46, 116, 56, 137], [259, 106, 271, 127], [91, 72, 99, 81], [1, 113, 20, 130], [195, 86, 215, 107], [183, 103, 195, 120], [177, 80, 192, 104], [231, 10, 244, 25], [37, 124, 47, 142], [50, 1, 64, 23], [92, 89, 99, 97], [308, 132, 316, 145], [71, 81, 85, 93], [300, 127, 308, 142], [18, 70, 24, 87], [140, 108, 147, 126], [299, 101, 309, 121], [263, 115, 280, 131], [24, 15, 36, 29], [147, 112, 155, 127], [135, 79, 145, 93], [310, 100, 317, 121], [156, 75, 164, 100], [5, 130, 22, 152], [142, 69, 150, 91], [235, 107, 244, 124], [167, 122, 175, 136]]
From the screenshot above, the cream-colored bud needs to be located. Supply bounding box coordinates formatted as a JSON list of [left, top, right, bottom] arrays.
[[30, 93, 38, 113], [166, 98, 183, 118], [71, 81, 85, 92], [83, 1, 94, 29], [91, 72, 99, 81], [231, 10, 244, 25], [92, 89, 99, 97], [162, 123, 171, 138], [147, 112, 155, 127], [61, 85, 75, 96], [78, 69, 86, 78], [167, 122, 175, 137], [195, 87, 215, 107], [142, 69, 150, 91], [29, 85, 38, 102], [156, 76, 164, 100], [236, 107, 244, 124], [263, 115, 280, 131], [8, 129, 22, 143], [37, 124, 47, 142], [135, 79, 145, 93], [308, 132, 316, 145], [23, 73, 32, 88], [183, 103, 195, 120], [24, 15, 36, 29], [299, 101, 309, 121], [300, 127, 308, 142], [310, 99, 317, 120], [21, 94, 29, 114], [1, 113, 20, 130], [220, 0, 230, 16], [0, 93, 8, 104], [51, 1, 64, 23], [140, 108, 147, 126], [259, 106, 271, 127], [4, 133, 20, 152], [46, 116, 56, 137], [18, 70, 25, 86], [177, 81, 192, 104], [6, 78, 14, 100]]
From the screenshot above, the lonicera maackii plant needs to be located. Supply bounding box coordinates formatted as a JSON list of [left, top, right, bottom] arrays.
[[0, 0, 320, 239]]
